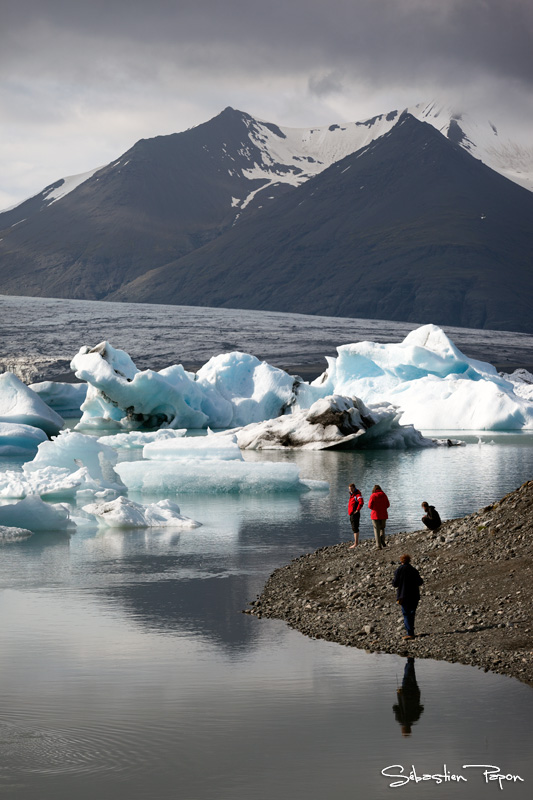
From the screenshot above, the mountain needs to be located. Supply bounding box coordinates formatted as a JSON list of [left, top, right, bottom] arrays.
[[108, 114, 533, 332], [1, 103, 532, 331]]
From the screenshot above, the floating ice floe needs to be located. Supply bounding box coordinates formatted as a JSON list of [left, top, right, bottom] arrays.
[[0, 495, 74, 531], [98, 429, 187, 449], [0, 430, 126, 499], [0, 372, 64, 436], [0, 422, 48, 457], [297, 325, 533, 431], [0, 525, 33, 542], [71, 342, 296, 432], [234, 394, 433, 450], [24, 430, 125, 495], [82, 496, 201, 529], [0, 466, 90, 499], [143, 432, 242, 460], [115, 459, 327, 495], [29, 381, 87, 418]]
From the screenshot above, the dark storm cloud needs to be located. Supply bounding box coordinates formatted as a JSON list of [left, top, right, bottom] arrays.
[[2, 0, 532, 90], [2, 0, 532, 208]]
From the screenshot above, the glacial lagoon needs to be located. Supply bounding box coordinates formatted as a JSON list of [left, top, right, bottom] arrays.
[[1, 435, 533, 800], [1, 295, 533, 798]]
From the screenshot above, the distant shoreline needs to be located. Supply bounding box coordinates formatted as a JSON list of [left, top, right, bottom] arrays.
[[247, 481, 533, 687]]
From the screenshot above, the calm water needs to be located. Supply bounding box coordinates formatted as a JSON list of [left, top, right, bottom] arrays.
[[1, 433, 533, 799]]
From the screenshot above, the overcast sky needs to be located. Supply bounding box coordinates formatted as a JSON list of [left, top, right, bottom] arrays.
[[1, 0, 532, 208]]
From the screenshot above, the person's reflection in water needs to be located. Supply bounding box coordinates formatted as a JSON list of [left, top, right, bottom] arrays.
[[393, 657, 424, 737]]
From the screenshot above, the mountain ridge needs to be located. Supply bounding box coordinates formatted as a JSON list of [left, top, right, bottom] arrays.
[[108, 113, 533, 332], [1, 103, 532, 332]]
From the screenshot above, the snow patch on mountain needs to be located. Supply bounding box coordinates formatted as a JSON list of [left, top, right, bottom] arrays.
[[43, 167, 103, 204], [414, 101, 533, 192], [233, 102, 533, 210]]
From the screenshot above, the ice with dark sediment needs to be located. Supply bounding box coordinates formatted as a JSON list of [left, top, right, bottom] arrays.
[[69, 324, 533, 434]]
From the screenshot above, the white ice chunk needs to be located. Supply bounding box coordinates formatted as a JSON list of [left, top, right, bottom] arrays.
[[0, 466, 89, 499], [72, 342, 209, 430], [72, 343, 296, 431], [98, 429, 187, 449], [196, 352, 296, 426], [82, 496, 201, 529], [115, 459, 319, 494], [23, 430, 125, 494], [303, 324, 533, 430], [0, 422, 47, 457], [0, 525, 33, 541], [29, 381, 87, 418], [235, 394, 434, 449], [0, 495, 74, 531], [0, 372, 64, 436], [143, 433, 242, 460]]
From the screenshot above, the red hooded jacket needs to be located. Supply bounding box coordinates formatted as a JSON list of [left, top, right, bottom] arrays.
[[348, 490, 363, 515], [368, 490, 390, 520]]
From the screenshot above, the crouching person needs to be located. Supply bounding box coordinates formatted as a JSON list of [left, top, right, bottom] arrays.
[[421, 501, 441, 531]]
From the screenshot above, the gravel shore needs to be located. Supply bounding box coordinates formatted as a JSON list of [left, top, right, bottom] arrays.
[[246, 480, 533, 686]]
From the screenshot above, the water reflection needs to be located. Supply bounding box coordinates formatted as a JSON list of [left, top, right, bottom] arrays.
[[1, 434, 533, 799], [393, 657, 424, 737]]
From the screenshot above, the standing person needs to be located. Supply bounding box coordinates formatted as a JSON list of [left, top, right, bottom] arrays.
[[421, 501, 441, 531], [347, 483, 364, 549], [393, 554, 424, 640], [368, 484, 390, 549]]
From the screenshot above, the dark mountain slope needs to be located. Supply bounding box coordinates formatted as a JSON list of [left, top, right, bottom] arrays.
[[0, 108, 291, 299], [110, 115, 533, 332]]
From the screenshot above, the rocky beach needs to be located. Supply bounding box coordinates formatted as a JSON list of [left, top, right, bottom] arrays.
[[246, 480, 533, 686]]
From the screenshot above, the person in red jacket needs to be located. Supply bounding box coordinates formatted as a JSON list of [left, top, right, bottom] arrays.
[[348, 483, 364, 548], [368, 484, 390, 549]]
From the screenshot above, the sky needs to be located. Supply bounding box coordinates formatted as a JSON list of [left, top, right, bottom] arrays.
[[1, 0, 532, 209]]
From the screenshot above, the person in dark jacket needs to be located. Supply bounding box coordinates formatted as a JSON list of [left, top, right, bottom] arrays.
[[368, 484, 390, 549], [421, 501, 441, 531], [348, 483, 364, 548], [393, 554, 424, 639]]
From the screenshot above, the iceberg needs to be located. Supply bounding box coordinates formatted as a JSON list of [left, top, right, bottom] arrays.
[[0, 422, 48, 457], [0, 495, 74, 531], [0, 372, 64, 436], [71, 342, 296, 432], [0, 525, 33, 541], [72, 342, 213, 430], [234, 394, 433, 450], [115, 459, 324, 495], [0, 466, 96, 500], [69, 324, 533, 433], [82, 496, 201, 529], [300, 325, 533, 430], [195, 352, 296, 426], [24, 430, 125, 494], [143, 433, 242, 461], [0, 430, 126, 500], [29, 381, 87, 418]]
